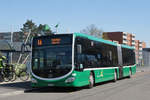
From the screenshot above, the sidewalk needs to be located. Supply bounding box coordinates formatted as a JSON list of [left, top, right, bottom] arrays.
[[136, 66, 150, 72], [0, 78, 30, 85]]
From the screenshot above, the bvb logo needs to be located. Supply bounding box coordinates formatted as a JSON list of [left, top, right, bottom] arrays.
[[100, 70, 103, 77]]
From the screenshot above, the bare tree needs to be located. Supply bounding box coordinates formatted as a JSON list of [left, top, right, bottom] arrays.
[[80, 24, 103, 38]]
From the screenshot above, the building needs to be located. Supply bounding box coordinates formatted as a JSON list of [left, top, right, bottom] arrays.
[[135, 40, 144, 65], [123, 32, 135, 46], [0, 32, 23, 42], [102, 32, 135, 46], [142, 42, 146, 48], [102, 32, 146, 65], [0, 32, 11, 42], [0, 32, 28, 63], [0, 40, 14, 63], [143, 48, 150, 66]]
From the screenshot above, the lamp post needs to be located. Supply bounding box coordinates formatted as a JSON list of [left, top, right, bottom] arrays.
[[55, 23, 59, 34], [10, 26, 13, 64], [17, 29, 31, 65]]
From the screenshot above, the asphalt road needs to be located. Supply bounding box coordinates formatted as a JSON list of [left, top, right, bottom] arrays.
[[0, 67, 150, 100]]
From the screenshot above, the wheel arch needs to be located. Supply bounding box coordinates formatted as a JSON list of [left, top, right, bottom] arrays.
[[115, 68, 119, 79], [90, 70, 95, 84]]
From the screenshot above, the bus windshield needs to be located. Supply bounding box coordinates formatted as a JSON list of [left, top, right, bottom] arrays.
[[32, 45, 72, 78]]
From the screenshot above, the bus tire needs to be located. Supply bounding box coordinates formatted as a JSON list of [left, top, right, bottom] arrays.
[[113, 71, 117, 82], [88, 72, 94, 89]]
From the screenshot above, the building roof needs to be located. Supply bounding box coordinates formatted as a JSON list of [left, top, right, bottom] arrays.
[[0, 40, 14, 51], [12, 42, 22, 51]]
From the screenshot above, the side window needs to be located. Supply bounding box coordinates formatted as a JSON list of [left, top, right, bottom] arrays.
[[132, 50, 136, 65], [74, 37, 87, 69], [109, 51, 112, 61], [100, 44, 111, 67], [74, 37, 119, 68], [129, 49, 135, 65], [86, 55, 98, 67], [122, 48, 127, 65], [112, 46, 118, 66], [75, 37, 99, 68], [77, 54, 85, 65], [97, 54, 101, 59], [98, 44, 118, 67], [122, 48, 135, 66]]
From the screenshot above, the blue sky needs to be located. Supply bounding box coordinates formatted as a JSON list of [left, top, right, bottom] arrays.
[[0, 0, 150, 46]]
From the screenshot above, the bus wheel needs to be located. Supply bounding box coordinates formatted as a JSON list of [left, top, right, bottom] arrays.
[[88, 72, 94, 88], [113, 71, 117, 82]]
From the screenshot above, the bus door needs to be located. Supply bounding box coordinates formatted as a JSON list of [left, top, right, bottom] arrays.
[[119, 67, 123, 78], [117, 44, 123, 78]]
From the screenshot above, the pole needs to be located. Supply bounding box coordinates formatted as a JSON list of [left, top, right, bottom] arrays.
[[17, 29, 31, 65], [55, 23, 59, 34], [10, 26, 13, 64], [22, 54, 30, 64], [56, 27, 58, 34]]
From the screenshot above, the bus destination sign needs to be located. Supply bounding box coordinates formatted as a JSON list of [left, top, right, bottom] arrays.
[[34, 34, 72, 47], [51, 38, 61, 44]]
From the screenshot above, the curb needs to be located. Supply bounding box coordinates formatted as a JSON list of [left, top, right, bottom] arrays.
[[0, 79, 30, 85]]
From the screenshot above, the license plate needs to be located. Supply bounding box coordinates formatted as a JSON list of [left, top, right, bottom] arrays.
[[48, 84, 54, 86]]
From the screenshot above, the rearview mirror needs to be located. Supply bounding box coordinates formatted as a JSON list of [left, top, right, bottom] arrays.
[[79, 64, 83, 71], [74, 63, 84, 71]]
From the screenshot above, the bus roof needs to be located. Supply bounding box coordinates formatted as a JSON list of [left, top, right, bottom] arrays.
[[73, 32, 134, 50], [121, 44, 135, 50], [33, 33, 134, 50], [74, 32, 118, 46]]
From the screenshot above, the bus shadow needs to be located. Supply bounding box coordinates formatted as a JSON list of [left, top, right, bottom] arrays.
[[24, 78, 130, 93], [24, 86, 83, 93], [93, 77, 130, 87], [24, 81, 117, 93], [0, 81, 31, 90]]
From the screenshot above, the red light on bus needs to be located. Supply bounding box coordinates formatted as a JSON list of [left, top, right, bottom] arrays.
[[38, 40, 42, 45]]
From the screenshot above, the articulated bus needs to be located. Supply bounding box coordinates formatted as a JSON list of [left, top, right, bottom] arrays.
[[31, 33, 136, 88]]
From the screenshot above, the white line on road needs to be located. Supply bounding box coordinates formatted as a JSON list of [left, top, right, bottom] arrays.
[[0, 91, 24, 98]]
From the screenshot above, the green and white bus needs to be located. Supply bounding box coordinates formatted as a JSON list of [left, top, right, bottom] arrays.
[[31, 33, 136, 88]]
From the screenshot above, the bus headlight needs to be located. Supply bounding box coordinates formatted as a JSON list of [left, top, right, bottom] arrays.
[[65, 77, 75, 83], [72, 73, 76, 76], [31, 78, 37, 83]]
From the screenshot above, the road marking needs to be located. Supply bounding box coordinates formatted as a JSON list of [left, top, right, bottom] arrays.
[[0, 91, 24, 98]]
